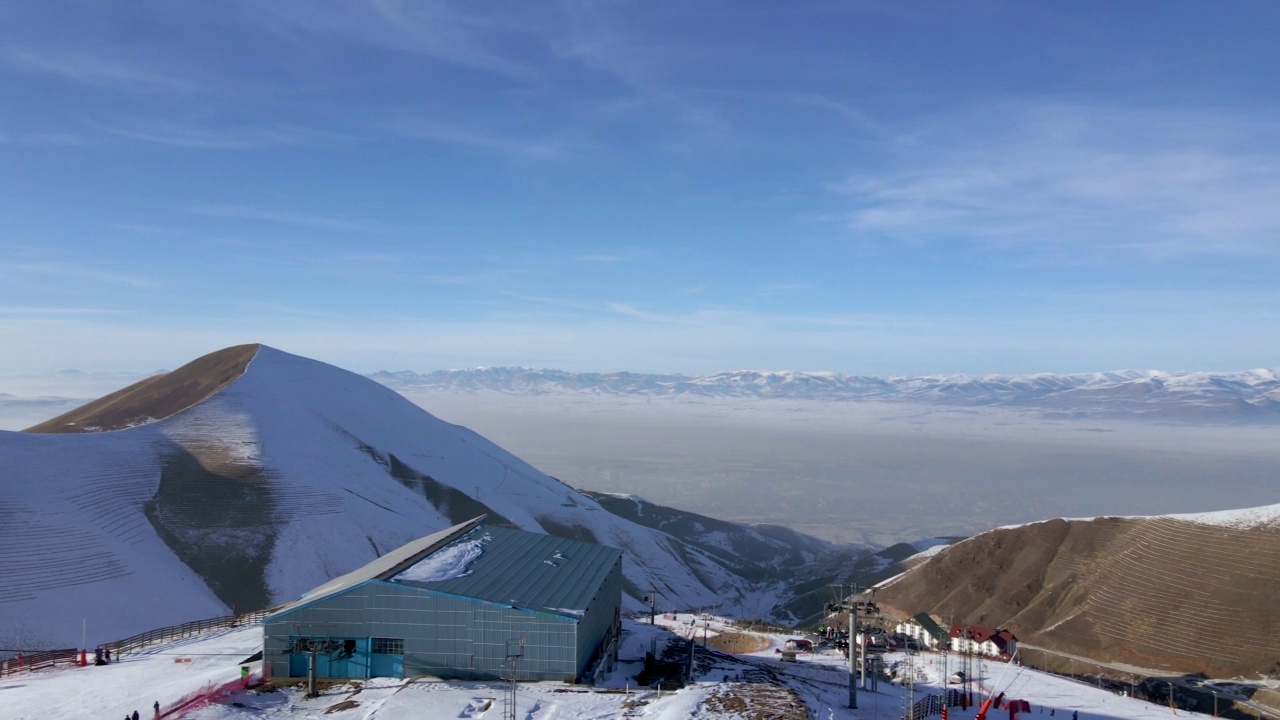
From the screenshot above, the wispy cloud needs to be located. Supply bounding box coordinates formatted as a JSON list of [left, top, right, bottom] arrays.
[[577, 254, 623, 263], [374, 116, 574, 159], [109, 122, 355, 150], [185, 203, 384, 232], [759, 283, 809, 293], [833, 103, 1280, 259], [248, 1, 538, 79], [7, 49, 199, 95], [424, 273, 493, 286], [606, 302, 669, 322], [0, 130, 93, 147], [3, 262, 156, 289], [236, 302, 334, 318], [0, 306, 130, 316]]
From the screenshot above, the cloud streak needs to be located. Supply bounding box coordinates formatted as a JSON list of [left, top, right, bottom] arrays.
[[7, 49, 200, 95], [109, 122, 356, 150], [834, 103, 1280, 259], [185, 203, 385, 232], [3, 262, 156, 289]]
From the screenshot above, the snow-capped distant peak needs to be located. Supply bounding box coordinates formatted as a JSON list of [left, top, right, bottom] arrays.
[[368, 365, 1280, 423]]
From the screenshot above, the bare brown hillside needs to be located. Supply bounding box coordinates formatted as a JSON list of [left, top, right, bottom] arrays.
[[24, 344, 260, 433], [875, 515, 1280, 678]]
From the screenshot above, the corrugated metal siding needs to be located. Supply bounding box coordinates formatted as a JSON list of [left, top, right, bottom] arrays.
[[263, 523, 623, 683], [264, 581, 585, 681], [574, 557, 623, 677]]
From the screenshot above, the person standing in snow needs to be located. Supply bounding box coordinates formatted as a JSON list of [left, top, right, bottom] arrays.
[[132, 710, 140, 720], [153, 700, 160, 718]]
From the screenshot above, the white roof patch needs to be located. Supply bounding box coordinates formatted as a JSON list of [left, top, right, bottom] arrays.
[[393, 535, 488, 583]]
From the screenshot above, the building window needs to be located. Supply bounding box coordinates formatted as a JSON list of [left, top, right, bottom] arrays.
[[372, 638, 404, 655]]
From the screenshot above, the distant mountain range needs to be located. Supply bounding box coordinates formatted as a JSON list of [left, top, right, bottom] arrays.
[[369, 366, 1280, 422]]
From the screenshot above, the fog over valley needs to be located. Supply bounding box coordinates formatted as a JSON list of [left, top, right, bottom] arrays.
[[405, 391, 1280, 545], [5, 368, 1278, 547]]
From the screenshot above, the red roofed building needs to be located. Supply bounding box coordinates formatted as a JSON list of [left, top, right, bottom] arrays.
[[948, 623, 1018, 659]]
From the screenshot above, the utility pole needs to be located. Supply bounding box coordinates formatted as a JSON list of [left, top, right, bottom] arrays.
[[847, 584, 858, 710], [830, 583, 857, 709], [644, 588, 659, 625], [907, 649, 916, 719], [503, 635, 526, 720], [860, 588, 873, 689], [943, 610, 954, 688]]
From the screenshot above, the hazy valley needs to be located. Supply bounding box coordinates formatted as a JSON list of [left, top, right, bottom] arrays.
[[393, 390, 1280, 546]]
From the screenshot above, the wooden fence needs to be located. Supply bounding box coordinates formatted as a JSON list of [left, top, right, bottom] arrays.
[[110, 609, 270, 657], [0, 609, 271, 677], [0, 648, 80, 676]]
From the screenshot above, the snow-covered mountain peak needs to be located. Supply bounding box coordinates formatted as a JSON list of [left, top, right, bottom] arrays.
[[2, 345, 852, 650]]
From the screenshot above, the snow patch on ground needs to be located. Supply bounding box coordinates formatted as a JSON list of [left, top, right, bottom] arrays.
[[1169, 503, 1280, 529], [904, 543, 950, 563]]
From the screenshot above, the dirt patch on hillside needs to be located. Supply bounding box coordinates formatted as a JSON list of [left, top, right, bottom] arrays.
[[706, 632, 771, 654], [703, 682, 808, 720], [25, 344, 260, 433]]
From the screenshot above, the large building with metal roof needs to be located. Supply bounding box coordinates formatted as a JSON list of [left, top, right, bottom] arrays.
[[261, 516, 623, 682]]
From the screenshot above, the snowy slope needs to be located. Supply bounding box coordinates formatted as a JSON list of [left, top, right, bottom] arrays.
[[1, 618, 1234, 720], [370, 366, 1280, 422], [1, 347, 839, 651]]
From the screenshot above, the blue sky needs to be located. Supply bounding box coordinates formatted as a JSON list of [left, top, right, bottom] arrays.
[[3, 1, 1279, 376]]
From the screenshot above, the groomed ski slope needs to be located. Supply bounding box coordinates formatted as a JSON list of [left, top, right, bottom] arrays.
[[2, 616, 1225, 720]]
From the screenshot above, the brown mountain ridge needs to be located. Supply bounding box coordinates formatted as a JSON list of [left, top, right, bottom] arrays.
[[24, 343, 260, 433], [875, 514, 1280, 678]]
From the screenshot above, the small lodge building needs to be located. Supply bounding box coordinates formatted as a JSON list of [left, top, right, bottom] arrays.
[[949, 623, 1018, 659], [262, 516, 623, 682]]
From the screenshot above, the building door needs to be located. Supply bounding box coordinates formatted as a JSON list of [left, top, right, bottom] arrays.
[[370, 637, 405, 678], [327, 638, 370, 679]]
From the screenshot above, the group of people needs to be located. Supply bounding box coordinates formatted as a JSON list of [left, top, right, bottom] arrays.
[[93, 647, 112, 665], [816, 624, 847, 640], [121, 701, 160, 720]]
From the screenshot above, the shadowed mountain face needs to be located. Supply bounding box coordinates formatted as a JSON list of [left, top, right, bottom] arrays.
[[1, 344, 855, 650], [582, 491, 866, 622], [25, 344, 260, 433], [874, 515, 1280, 678], [146, 442, 278, 614]]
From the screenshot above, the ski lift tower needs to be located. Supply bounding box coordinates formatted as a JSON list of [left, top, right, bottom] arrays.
[[502, 635, 526, 720], [830, 583, 858, 709]]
